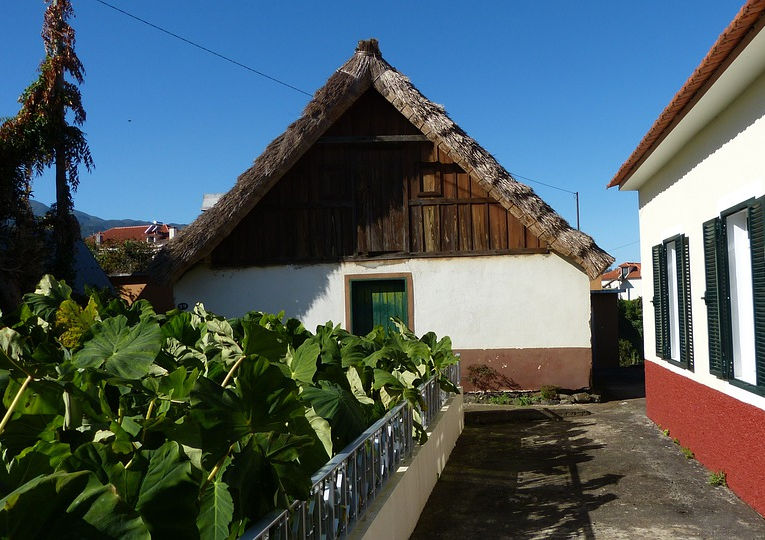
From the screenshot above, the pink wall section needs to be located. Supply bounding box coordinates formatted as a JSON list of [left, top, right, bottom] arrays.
[[645, 361, 765, 516]]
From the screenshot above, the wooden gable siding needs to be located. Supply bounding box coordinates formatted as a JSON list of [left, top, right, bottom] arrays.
[[210, 91, 546, 267]]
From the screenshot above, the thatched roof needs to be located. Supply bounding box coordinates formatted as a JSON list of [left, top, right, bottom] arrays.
[[152, 39, 613, 282]]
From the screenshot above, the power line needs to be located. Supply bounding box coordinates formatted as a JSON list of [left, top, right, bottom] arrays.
[[608, 240, 640, 252], [507, 170, 578, 196], [507, 170, 580, 229], [91, 0, 312, 97]]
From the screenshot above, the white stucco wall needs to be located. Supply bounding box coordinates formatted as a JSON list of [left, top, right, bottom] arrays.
[[637, 67, 765, 410], [174, 253, 592, 350]]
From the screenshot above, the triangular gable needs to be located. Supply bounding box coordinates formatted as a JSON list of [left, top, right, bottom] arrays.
[[152, 39, 612, 282]]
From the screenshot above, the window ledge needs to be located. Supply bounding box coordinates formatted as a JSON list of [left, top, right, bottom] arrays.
[[728, 378, 765, 397]]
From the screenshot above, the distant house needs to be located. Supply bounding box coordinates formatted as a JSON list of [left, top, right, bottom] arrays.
[[152, 39, 612, 391], [600, 262, 642, 300], [609, 0, 765, 516], [91, 222, 177, 247]]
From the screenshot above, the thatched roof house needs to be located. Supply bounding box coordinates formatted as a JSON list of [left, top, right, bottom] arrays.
[[152, 39, 611, 284], [153, 39, 613, 391]]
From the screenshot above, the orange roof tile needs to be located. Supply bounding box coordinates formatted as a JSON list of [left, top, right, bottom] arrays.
[[601, 262, 641, 281], [608, 0, 765, 189]]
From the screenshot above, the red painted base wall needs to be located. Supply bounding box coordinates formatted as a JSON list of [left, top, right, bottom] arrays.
[[646, 361, 765, 516]]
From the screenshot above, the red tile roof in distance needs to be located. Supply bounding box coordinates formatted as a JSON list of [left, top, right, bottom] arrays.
[[608, 0, 765, 189], [99, 226, 153, 243], [601, 262, 641, 281], [96, 225, 172, 243]]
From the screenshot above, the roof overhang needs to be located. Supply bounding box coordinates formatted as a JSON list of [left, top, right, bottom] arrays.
[[610, 1, 765, 191]]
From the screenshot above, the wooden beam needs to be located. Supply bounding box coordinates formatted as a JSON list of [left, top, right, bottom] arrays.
[[408, 197, 497, 206], [209, 248, 551, 268], [317, 135, 430, 144]]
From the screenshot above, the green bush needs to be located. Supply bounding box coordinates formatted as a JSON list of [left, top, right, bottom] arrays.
[[0, 275, 459, 538], [539, 385, 559, 400], [618, 298, 644, 366], [87, 239, 157, 274]]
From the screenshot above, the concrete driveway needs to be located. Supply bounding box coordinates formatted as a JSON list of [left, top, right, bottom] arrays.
[[411, 395, 765, 539]]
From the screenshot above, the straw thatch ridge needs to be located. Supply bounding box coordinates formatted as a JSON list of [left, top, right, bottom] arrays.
[[151, 39, 612, 283]]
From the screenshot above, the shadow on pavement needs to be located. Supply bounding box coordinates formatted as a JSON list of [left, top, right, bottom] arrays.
[[593, 365, 645, 401], [411, 414, 622, 539]]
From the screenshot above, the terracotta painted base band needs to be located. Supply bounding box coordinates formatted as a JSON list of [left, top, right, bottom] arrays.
[[646, 360, 765, 516], [455, 347, 592, 391]]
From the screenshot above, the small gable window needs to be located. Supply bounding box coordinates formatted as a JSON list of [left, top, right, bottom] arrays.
[[345, 274, 413, 335]]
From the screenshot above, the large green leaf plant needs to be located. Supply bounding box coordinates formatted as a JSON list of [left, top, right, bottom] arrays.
[[0, 275, 459, 538]]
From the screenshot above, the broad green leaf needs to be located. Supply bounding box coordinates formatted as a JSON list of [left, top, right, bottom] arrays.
[[226, 440, 276, 522], [390, 316, 415, 338], [106, 456, 147, 509], [7, 449, 56, 490], [372, 368, 403, 391], [0, 470, 149, 539], [9, 440, 72, 488], [0, 328, 25, 372], [55, 297, 99, 349], [22, 275, 72, 322], [241, 318, 287, 360], [73, 315, 162, 379], [439, 376, 460, 394], [346, 367, 374, 405], [401, 339, 431, 363], [197, 480, 234, 540], [161, 338, 206, 370], [379, 386, 394, 409], [403, 387, 426, 410], [235, 357, 303, 431], [0, 414, 63, 457], [304, 406, 332, 459], [252, 432, 313, 501], [3, 378, 63, 417], [300, 382, 369, 449], [199, 318, 243, 371], [286, 339, 319, 384], [161, 311, 201, 347], [395, 369, 419, 388], [136, 441, 199, 537], [126, 300, 157, 324], [148, 366, 198, 402], [363, 346, 405, 368], [189, 377, 250, 462], [340, 336, 368, 368]]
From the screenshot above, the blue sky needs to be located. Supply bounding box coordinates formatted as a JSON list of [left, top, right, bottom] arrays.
[[1, 1, 745, 265]]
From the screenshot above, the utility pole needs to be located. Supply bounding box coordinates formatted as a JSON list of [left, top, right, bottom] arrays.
[[575, 192, 580, 230]]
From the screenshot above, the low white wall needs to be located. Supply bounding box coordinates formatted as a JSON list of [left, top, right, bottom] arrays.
[[349, 392, 464, 540], [174, 254, 592, 350], [638, 67, 765, 410]]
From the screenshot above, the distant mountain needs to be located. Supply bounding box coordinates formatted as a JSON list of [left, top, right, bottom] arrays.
[[29, 200, 186, 238]]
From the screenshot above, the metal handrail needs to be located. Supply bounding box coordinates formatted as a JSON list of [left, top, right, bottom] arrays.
[[241, 362, 460, 540]]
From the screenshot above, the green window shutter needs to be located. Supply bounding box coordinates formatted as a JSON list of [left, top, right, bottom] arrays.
[[748, 197, 765, 387], [703, 218, 724, 377], [652, 244, 668, 359], [677, 235, 694, 370]]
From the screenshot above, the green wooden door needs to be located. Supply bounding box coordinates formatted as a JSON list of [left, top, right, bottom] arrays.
[[351, 279, 408, 335]]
